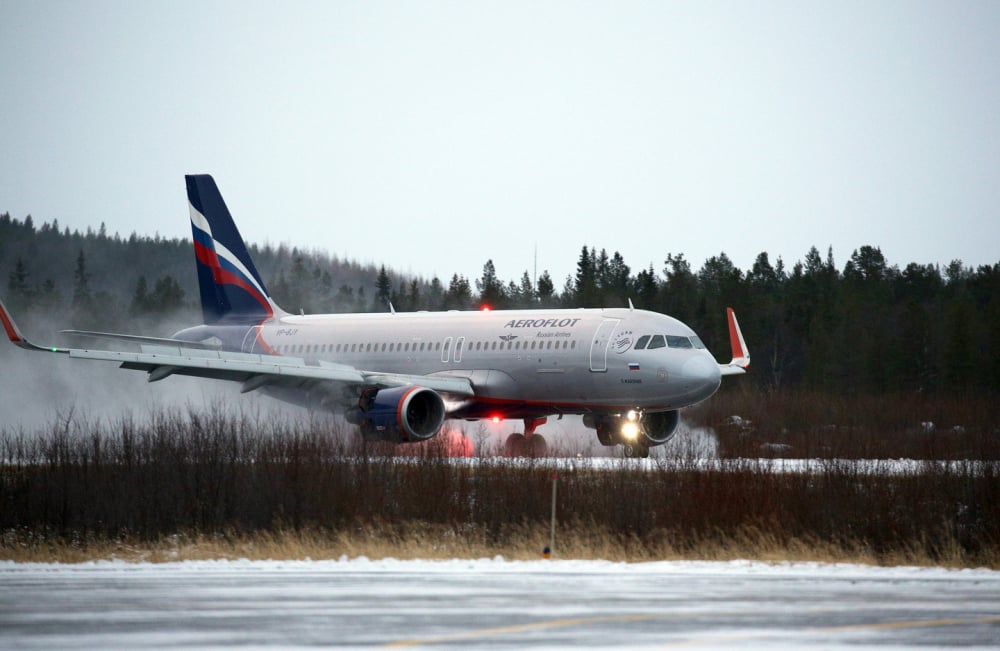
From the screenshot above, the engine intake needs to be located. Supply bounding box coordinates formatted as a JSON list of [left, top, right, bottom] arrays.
[[354, 386, 446, 442], [639, 410, 680, 445]]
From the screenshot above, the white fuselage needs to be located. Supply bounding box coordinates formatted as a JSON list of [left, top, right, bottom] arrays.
[[231, 307, 722, 416]]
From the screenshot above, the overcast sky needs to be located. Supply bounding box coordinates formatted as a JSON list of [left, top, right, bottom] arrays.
[[2, 1, 998, 288]]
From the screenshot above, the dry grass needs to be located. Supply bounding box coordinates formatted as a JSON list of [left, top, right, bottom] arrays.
[[3, 521, 994, 568], [2, 405, 998, 568]]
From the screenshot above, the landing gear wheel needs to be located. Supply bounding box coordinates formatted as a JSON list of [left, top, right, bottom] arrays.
[[530, 434, 548, 457], [624, 442, 649, 459], [504, 433, 528, 457]]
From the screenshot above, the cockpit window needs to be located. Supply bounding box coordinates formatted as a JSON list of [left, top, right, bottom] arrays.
[[647, 334, 666, 349], [666, 335, 693, 349], [634, 335, 651, 350], [689, 336, 706, 349]]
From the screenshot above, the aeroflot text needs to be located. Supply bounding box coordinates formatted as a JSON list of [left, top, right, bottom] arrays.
[[503, 318, 582, 329]]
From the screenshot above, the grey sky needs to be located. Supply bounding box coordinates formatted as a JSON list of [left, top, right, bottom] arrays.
[[2, 1, 998, 288]]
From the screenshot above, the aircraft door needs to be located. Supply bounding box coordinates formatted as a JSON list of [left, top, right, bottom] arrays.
[[590, 319, 621, 372], [242, 326, 262, 353]]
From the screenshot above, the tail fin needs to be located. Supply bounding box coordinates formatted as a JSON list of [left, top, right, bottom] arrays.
[[186, 175, 281, 324]]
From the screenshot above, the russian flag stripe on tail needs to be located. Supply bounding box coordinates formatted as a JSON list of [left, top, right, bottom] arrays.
[[185, 175, 277, 324]]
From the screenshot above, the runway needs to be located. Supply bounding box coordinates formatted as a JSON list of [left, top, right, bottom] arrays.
[[1, 558, 998, 649]]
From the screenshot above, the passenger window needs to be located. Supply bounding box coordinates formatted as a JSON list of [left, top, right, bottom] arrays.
[[647, 335, 666, 349], [667, 335, 693, 349], [635, 335, 651, 350]]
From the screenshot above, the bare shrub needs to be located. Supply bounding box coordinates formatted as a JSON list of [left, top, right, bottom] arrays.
[[1, 406, 998, 567]]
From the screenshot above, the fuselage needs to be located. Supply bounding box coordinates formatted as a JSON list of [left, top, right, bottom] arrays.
[[176, 307, 722, 419]]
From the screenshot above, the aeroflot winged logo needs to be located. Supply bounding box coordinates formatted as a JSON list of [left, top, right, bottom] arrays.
[[503, 318, 582, 328], [498, 334, 518, 342], [612, 330, 634, 354]]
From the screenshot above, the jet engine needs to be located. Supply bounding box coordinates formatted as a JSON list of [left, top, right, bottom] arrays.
[[638, 410, 681, 445], [351, 386, 446, 442], [584, 409, 680, 448]]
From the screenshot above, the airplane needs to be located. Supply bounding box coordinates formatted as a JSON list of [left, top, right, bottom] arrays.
[[0, 174, 749, 458]]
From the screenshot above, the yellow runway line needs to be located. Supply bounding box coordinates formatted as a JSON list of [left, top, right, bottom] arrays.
[[385, 611, 1000, 648]]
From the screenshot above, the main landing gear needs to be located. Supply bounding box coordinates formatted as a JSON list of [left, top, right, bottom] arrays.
[[503, 418, 549, 458]]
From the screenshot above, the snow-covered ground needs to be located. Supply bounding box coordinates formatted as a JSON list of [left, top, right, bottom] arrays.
[[2, 558, 998, 649], [382, 454, 999, 477]]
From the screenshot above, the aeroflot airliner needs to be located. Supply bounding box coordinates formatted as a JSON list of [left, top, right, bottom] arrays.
[[0, 175, 749, 458]]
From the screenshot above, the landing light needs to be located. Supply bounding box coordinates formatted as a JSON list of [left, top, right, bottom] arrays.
[[621, 421, 640, 440], [626, 410, 639, 422]]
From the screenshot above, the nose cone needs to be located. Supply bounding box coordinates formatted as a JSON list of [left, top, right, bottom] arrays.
[[681, 354, 722, 403]]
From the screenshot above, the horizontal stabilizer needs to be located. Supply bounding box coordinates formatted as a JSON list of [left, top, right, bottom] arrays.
[[60, 330, 221, 350]]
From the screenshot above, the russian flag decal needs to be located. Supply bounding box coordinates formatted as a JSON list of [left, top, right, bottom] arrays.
[[628, 362, 640, 371]]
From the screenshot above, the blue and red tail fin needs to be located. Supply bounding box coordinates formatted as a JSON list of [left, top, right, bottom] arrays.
[[186, 175, 281, 325]]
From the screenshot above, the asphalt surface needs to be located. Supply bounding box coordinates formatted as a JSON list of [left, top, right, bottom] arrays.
[[1, 559, 998, 649]]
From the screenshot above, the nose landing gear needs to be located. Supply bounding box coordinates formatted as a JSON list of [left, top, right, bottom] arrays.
[[623, 441, 650, 459]]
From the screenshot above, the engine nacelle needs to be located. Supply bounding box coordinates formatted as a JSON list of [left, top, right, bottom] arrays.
[[639, 410, 680, 446], [353, 386, 446, 442], [583, 409, 680, 447]]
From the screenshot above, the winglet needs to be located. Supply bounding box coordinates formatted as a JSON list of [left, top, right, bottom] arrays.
[[0, 295, 25, 345], [0, 296, 67, 353], [725, 307, 750, 371]]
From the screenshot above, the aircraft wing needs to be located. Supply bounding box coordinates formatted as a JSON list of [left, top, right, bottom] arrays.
[[1, 298, 474, 398], [719, 307, 750, 376]]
